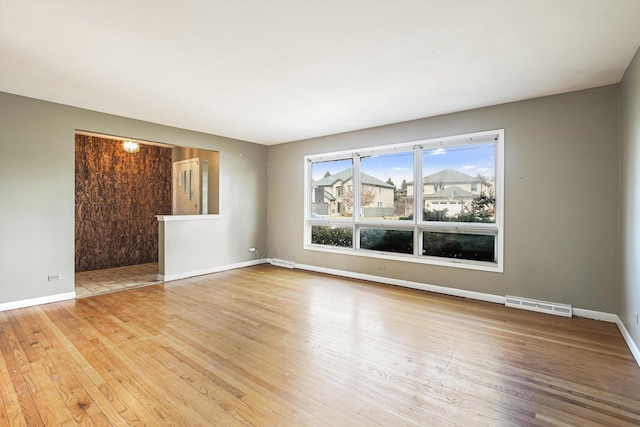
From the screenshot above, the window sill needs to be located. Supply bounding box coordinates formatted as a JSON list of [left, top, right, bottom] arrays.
[[303, 244, 503, 273]]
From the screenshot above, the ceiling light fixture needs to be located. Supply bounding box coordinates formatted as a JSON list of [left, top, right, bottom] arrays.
[[123, 139, 140, 153]]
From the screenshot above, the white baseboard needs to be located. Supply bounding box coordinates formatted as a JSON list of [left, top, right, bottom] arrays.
[[616, 316, 640, 367], [0, 291, 76, 312], [572, 307, 619, 323], [293, 262, 505, 304], [289, 262, 640, 367], [159, 258, 268, 282]]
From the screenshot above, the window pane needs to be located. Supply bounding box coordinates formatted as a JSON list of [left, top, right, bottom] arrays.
[[311, 159, 353, 217], [422, 232, 495, 262], [360, 228, 413, 254], [420, 143, 495, 223], [311, 226, 353, 248], [359, 152, 414, 220]]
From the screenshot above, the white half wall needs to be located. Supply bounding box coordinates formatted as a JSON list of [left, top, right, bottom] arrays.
[[157, 215, 268, 280]]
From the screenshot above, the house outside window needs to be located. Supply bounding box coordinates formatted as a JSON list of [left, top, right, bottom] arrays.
[[305, 129, 504, 272]]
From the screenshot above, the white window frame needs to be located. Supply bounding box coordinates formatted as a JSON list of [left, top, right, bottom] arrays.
[[304, 129, 504, 273]]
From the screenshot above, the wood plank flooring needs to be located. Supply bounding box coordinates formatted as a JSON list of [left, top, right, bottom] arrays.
[[1, 265, 639, 426]]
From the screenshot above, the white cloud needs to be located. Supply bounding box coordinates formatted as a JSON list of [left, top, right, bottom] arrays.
[[431, 148, 446, 155], [391, 167, 408, 171], [461, 165, 476, 170]]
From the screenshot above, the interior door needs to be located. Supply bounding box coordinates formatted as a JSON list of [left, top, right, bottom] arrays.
[[172, 158, 200, 215]]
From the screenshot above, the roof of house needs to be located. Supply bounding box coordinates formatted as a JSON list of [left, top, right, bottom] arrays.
[[424, 186, 475, 199], [407, 169, 486, 185], [423, 169, 483, 184], [314, 169, 395, 189]]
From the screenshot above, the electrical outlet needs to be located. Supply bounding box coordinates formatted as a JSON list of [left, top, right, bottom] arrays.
[[634, 312, 638, 324], [248, 247, 256, 252], [377, 265, 385, 271], [48, 273, 62, 281]]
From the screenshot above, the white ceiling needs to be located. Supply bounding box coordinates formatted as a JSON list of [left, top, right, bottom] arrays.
[[1, 1, 639, 145]]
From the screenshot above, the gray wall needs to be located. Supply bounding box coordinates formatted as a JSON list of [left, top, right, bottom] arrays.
[[268, 85, 620, 313], [0, 92, 267, 305], [620, 48, 640, 345]]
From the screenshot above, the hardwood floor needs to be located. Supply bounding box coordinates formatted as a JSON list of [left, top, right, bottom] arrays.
[[1, 265, 639, 426]]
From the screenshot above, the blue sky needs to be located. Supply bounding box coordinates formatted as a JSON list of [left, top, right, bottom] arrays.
[[312, 143, 495, 188]]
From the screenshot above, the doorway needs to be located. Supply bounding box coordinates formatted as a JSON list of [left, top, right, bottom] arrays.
[[75, 132, 172, 297]]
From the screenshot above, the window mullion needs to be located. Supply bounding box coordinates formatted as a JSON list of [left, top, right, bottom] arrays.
[[414, 145, 423, 225], [414, 146, 423, 255], [352, 153, 360, 249], [353, 153, 361, 222]]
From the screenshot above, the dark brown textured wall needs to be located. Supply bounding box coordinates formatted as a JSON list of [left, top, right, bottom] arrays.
[[75, 135, 172, 272]]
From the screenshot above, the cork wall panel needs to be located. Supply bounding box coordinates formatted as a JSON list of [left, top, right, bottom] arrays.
[[75, 135, 172, 272]]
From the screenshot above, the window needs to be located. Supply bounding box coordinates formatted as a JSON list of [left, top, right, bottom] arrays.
[[304, 130, 504, 272], [359, 150, 414, 220], [311, 225, 352, 248], [423, 232, 494, 262], [310, 158, 353, 217], [360, 228, 413, 254]]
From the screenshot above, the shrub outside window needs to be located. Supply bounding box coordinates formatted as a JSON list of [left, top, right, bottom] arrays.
[[304, 130, 504, 272]]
